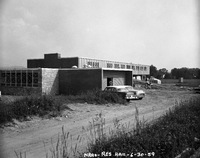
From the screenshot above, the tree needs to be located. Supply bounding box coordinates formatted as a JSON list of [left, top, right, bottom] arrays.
[[171, 67, 200, 79], [150, 65, 158, 77], [164, 72, 172, 79], [158, 68, 168, 79]]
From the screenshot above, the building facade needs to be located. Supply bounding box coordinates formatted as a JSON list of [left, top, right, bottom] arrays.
[[27, 53, 149, 78], [0, 68, 59, 95], [0, 53, 149, 95]]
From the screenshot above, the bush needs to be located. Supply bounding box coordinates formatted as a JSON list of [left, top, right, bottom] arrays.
[[81, 90, 126, 104], [0, 95, 63, 124], [58, 90, 126, 105], [0, 90, 126, 125]]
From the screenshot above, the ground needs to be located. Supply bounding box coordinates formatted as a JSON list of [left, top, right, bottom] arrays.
[[0, 88, 199, 158]]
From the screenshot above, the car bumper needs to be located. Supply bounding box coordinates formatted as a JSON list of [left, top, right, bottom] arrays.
[[126, 93, 145, 100]]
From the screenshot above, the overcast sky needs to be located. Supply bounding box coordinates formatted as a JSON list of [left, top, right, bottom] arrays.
[[0, 0, 199, 71]]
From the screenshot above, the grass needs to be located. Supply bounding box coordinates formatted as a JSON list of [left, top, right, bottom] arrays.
[[161, 79, 200, 87], [44, 126, 82, 158], [6, 88, 200, 158], [0, 95, 63, 125], [84, 96, 200, 158], [13, 95, 200, 158], [0, 90, 126, 125]]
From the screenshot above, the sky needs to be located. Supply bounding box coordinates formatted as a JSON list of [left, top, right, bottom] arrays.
[[0, 0, 199, 71]]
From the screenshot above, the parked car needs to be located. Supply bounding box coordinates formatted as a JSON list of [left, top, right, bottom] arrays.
[[104, 85, 145, 102]]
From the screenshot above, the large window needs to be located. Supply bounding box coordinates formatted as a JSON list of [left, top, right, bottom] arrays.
[[0, 70, 39, 87]]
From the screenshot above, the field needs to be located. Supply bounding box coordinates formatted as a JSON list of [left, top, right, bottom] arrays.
[[0, 82, 200, 158], [161, 79, 200, 87]]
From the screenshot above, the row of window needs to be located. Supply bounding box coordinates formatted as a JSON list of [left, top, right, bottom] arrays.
[[106, 63, 147, 71], [1, 71, 39, 87]]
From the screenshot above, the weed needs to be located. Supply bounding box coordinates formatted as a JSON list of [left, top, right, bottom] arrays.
[[13, 96, 200, 157], [14, 151, 26, 158], [85, 96, 200, 158], [0, 95, 63, 124], [0, 90, 126, 125], [43, 126, 82, 158]]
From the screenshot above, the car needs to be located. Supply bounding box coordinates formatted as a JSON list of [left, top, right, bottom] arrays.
[[104, 85, 145, 102]]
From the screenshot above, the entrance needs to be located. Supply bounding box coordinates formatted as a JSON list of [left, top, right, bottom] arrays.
[[107, 77, 113, 86]]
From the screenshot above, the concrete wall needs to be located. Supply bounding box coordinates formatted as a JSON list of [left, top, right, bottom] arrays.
[[59, 69, 102, 95], [41, 68, 59, 95]]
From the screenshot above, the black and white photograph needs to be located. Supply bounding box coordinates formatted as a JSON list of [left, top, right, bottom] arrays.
[[0, 0, 200, 158]]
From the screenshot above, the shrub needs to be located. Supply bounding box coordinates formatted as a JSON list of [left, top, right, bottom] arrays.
[[0, 95, 63, 124], [79, 90, 126, 104], [0, 90, 126, 125]]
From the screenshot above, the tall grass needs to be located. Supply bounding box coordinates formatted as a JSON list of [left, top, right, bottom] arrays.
[[13, 96, 200, 158], [0, 90, 126, 125], [0, 95, 63, 125], [44, 126, 82, 158], [85, 96, 200, 158]]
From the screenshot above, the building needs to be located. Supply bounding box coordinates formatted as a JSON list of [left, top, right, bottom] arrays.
[[28, 53, 149, 79], [0, 68, 59, 95], [0, 53, 149, 95]]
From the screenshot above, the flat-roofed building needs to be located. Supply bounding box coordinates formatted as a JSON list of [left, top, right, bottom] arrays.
[[0, 53, 149, 95], [28, 53, 149, 78]]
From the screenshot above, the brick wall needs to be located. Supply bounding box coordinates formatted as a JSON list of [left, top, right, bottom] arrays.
[[42, 68, 59, 95]]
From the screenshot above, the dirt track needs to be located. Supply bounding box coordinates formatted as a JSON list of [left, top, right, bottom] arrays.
[[0, 89, 198, 158]]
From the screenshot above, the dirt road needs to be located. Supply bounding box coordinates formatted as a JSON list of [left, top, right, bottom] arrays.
[[0, 89, 198, 158]]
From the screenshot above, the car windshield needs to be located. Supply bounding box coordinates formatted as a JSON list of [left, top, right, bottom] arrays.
[[105, 86, 135, 92], [117, 88, 128, 92]]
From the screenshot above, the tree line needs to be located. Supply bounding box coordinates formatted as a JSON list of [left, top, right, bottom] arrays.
[[150, 65, 200, 79]]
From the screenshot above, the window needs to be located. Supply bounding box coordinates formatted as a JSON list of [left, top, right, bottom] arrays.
[[0, 70, 40, 87], [28, 72, 32, 87], [121, 64, 125, 69], [107, 63, 113, 68], [126, 65, 131, 69], [115, 64, 119, 68]]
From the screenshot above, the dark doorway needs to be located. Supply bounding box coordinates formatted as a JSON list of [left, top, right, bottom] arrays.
[[107, 77, 113, 86]]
